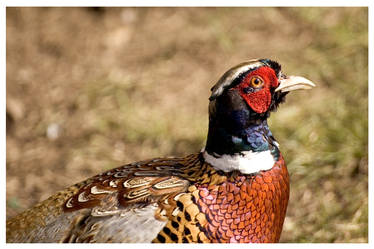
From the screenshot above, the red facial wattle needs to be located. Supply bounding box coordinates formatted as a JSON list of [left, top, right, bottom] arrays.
[[234, 67, 278, 114], [241, 90, 271, 113]]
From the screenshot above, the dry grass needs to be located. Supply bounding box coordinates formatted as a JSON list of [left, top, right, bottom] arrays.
[[6, 7, 367, 242]]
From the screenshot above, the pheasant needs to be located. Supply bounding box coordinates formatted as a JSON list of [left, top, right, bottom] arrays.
[[6, 59, 315, 243]]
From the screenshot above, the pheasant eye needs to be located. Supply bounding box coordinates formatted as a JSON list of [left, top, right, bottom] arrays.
[[250, 76, 264, 88]]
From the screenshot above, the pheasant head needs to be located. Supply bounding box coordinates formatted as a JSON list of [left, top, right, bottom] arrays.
[[204, 59, 315, 174]]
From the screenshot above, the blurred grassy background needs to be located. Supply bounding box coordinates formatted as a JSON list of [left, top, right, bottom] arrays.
[[6, 7, 367, 242]]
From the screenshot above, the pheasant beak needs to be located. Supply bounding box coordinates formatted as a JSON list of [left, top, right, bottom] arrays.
[[275, 76, 316, 93]]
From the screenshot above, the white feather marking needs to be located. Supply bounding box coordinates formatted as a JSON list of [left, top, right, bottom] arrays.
[[109, 180, 118, 188], [173, 193, 184, 201], [172, 207, 180, 216], [274, 141, 280, 148], [90, 185, 114, 195], [65, 197, 73, 208], [114, 171, 128, 178], [78, 192, 89, 202], [203, 150, 275, 174], [92, 206, 120, 217], [160, 209, 167, 216]]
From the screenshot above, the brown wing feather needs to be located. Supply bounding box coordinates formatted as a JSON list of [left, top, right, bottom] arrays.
[[63, 156, 196, 216]]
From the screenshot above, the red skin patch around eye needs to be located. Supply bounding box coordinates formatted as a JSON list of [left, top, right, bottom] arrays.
[[234, 67, 278, 114]]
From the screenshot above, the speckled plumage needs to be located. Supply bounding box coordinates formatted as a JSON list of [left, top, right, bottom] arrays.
[[6, 59, 315, 243]]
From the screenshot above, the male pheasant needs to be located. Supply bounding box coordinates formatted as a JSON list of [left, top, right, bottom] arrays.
[[6, 59, 315, 243]]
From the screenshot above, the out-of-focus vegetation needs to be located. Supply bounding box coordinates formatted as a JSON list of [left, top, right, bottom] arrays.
[[6, 7, 367, 242]]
